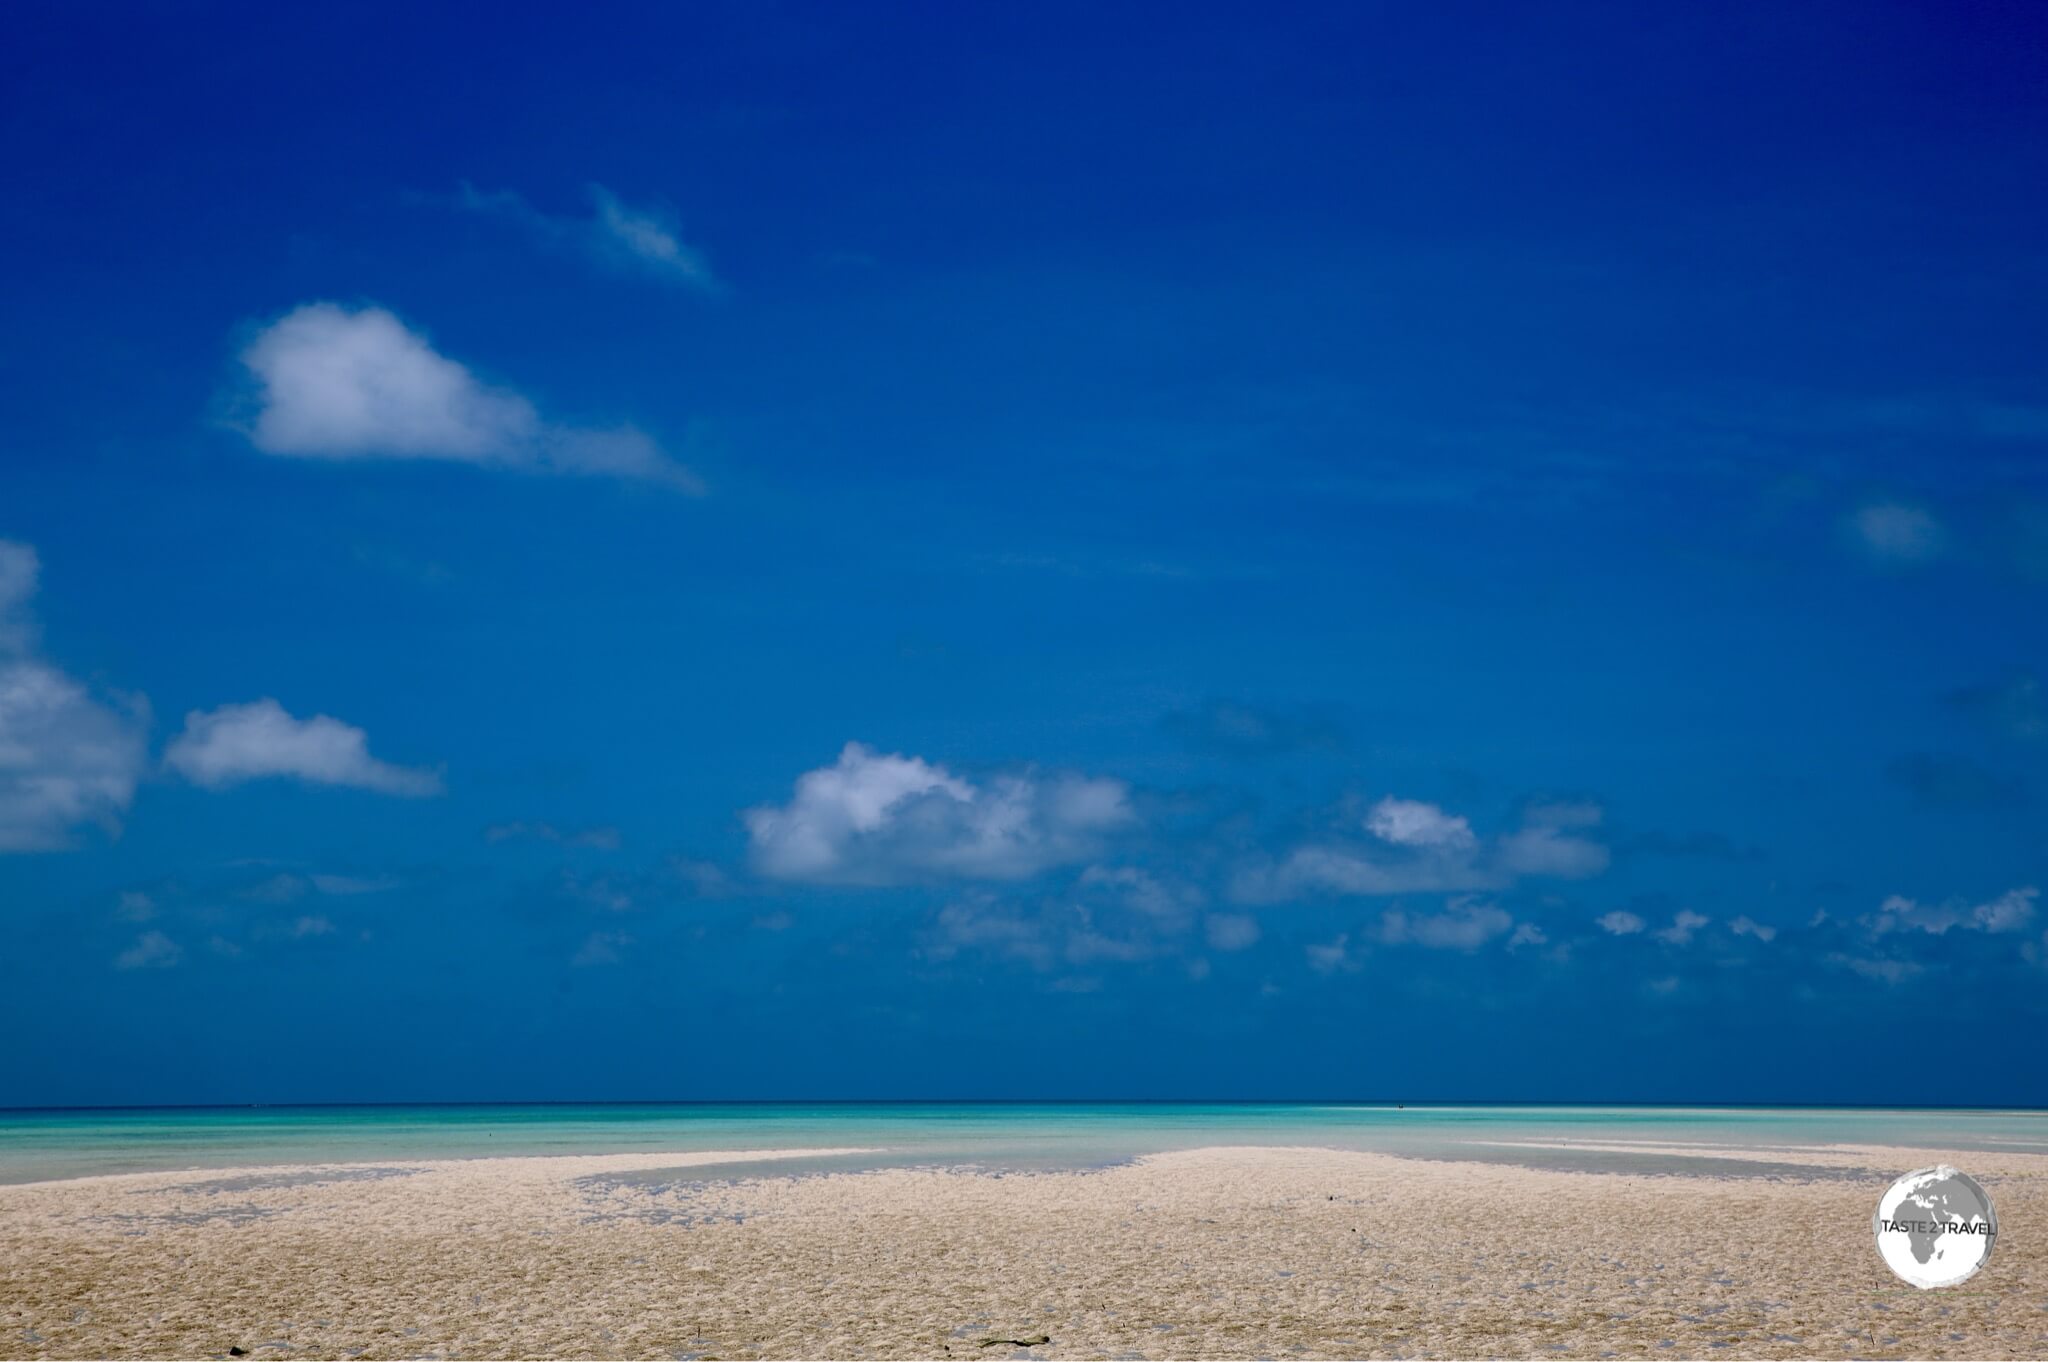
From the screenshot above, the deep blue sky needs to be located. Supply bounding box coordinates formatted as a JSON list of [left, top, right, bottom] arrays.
[[3, 1, 2046, 1106]]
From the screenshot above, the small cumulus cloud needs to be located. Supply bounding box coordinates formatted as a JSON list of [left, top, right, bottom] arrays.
[[745, 742, 1133, 885], [1729, 915, 1777, 943], [1829, 953, 1923, 986], [0, 541, 150, 851], [1496, 801, 1610, 879], [166, 699, 442, 797], [1866, 886, 2038, 936], [1597, 910, 1646, 935], [235, 303, 702, 491], [1365, 796, 1477, 850], [1379, 898, 1514, 951], [1508, 923, 1549, 949], [1654, 909, 1710, 946], [1305, 933, 1355, 975], [114, 930, 181, 970], [458, 182, 721, 291], [1232, 795, 1607, 904]]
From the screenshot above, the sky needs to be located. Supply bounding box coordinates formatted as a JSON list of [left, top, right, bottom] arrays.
[[2, 1, 2046, 1107]]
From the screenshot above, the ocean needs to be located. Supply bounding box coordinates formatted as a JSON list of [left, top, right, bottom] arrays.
[[3, 1103, 2046, 1185]]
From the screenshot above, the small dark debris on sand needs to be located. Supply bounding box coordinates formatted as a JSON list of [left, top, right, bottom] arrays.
[[979, 1335, 1051, 1348]]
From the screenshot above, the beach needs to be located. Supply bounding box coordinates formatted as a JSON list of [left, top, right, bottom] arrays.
[[3, 1138, 2044, 1360]]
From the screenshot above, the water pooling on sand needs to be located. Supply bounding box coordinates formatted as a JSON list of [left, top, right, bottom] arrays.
[[1, 1102, 2043, 1184]]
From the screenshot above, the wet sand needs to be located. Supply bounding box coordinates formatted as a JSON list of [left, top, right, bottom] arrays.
[[2, 1142, 2044, 1359]]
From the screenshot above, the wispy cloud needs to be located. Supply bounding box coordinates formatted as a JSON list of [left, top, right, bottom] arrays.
[[1378, 898, 1514, 951], [165, 698, 442, 797], [235, 303, 703, 491], [114, 930, 181, 970], [1849, 501, 1945, 563], [572, 930, 632, 967], [1204, 913, 1261, 952], [457, 182, 721, 292], [746, 743, 1133, 885], [0, 541, 150, 851], [485, 821, 623, 850]]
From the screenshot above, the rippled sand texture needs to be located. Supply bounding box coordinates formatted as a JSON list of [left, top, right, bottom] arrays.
[[3, 1143, 2045, 1359]]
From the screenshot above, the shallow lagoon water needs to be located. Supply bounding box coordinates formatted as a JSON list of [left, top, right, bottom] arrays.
[[2, 1101, 2042, 1184]]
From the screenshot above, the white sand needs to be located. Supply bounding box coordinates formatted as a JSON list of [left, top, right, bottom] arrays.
[[3, 1142, 2044, 1359]]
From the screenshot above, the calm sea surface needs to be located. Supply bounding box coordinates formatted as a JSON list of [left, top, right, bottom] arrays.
[[2, 1104, 2043, 1185]]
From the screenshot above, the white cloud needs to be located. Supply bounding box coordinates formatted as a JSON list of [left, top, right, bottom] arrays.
[[1972, 887, 2039, 933], [1654, 909, 1710, 946], [1596, 910, 1646, 935], [1830, 953, 1922, 985], [237, 303, 702, 490], [1496, 803, 1609, 879], [1729, 915, 1777, 942], [1231, 796, 1607, 904], [1305, 932, 1354, 974], [1230, 843, 1497, 902], [0, 542, 150, 851], [1204, 913, 1261, 952], [1379, 899, 1514, 951], [115, 930, 181, 970], [745, 742, 1132, 885], [1365, 796, 1476, 849], [1508, 922, 1549, 949], [1851, 502, 1944, 562], [1867, 886, 2038, 936], [1497, 826, 1611, 878], [459, 182, 721, 291], [164, 698, 442, 797]]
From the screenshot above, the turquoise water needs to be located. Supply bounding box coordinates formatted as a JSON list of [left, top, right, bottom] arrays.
[[2, 1103, 2044, 1185]]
